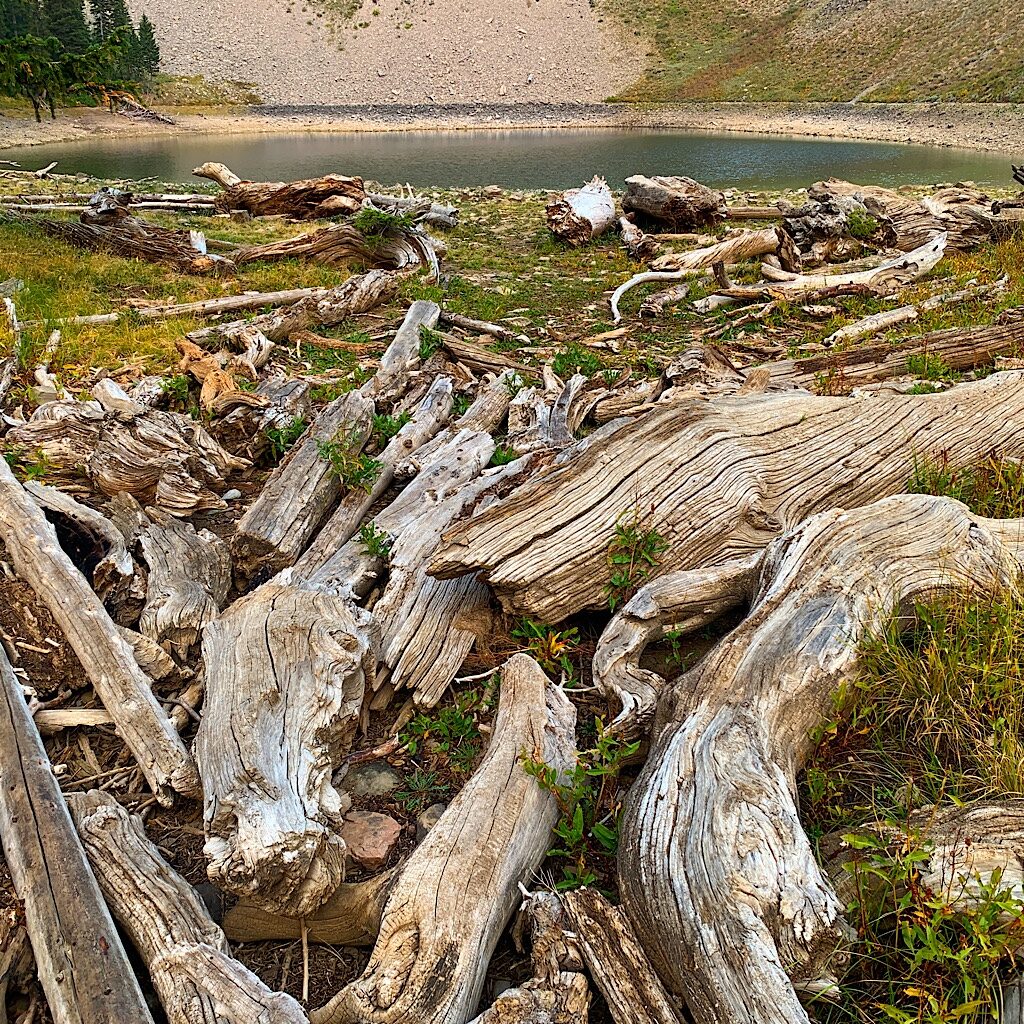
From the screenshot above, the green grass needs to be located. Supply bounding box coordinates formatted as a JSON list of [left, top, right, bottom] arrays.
[[908, 454, 1024, 519]]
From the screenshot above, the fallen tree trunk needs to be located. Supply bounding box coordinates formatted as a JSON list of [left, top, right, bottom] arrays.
[[546, 177, 616, 247], [193, 161, 365, 218], [430, 370, 1024, 622], [619, 215, 660, 262], [0, 648, 157, 1024], [617, 494, 1024, 1024], [68, 789, 307, 1024], [0, 458, 199, 801], [311, 654, 576, 1024], [622, 175, 726, 231], [186, 271, 399, 346]]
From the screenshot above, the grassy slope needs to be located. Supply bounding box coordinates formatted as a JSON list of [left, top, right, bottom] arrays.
[[607, 0, 1024, 103]]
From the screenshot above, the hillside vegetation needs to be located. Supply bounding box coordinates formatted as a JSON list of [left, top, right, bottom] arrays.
[[607, 0, 1024, 103]]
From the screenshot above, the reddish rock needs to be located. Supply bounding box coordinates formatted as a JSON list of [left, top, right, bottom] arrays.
[[340, 811, 402, 871]]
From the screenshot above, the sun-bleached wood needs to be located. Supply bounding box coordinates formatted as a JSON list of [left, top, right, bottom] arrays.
[[618, 495, 1024, 1024], [312, 654, 577, 1024], [431, 371, 1024, 622], [0, 650, 157, 1024], [622, 175, 726, 231], [546, 177, 616, 247], [68, 789, 306, 1024], [0, 458, 198, 801], [593, 557, 759, 738]]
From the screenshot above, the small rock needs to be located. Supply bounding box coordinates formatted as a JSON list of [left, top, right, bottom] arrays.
[[340, 762, 404, 798], [341, 811, 402, 870], [416, 802, 447, 841], [222, 489, 242, 501]]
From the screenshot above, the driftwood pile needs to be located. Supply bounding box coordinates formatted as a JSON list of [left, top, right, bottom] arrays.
[[2, 162, 1024, 1024]]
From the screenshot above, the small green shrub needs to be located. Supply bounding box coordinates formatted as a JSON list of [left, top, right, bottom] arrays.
[[512, 619, 579, 685], [489, 445, 517, 467], [906, 353, 955, 382], [372, 411, 412, 445], [316, 428, 381, 491], [846, 209, 880, 241], [352, 206, 415, 236], [264, 416, 307, 464], [160, 373, 191, 407], [552, 342, 603, 379], [358, 521, 392, 559], [604, 510, 669, 611], [418, 324, 444, 361]]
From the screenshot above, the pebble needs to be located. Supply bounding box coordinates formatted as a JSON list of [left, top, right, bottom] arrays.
[[339, 762, 404, 798], [416, 802, 447, 840], [340, 810, 403, 870], [222, 489, 242, 501]]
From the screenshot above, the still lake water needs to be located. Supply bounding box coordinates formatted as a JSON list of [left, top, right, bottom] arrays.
[[1, 128, 1017, 191]]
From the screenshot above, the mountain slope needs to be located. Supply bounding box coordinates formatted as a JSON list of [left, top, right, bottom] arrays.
[[608, 0, 1024, 103], [129, 0, 638, 104]]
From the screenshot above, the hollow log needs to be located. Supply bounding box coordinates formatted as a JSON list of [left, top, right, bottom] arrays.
[[0, 458, 198, 801], [186, 270, 399, 346], [137, 507, 232, 661], [562, 888, 683, 1024], [311, 653, 577, 1024], [545, 177, 616, 247], [0, 649, 157, 1024], [622, 175, 727, 231], [68, 789, 306, 1024], [619, 215, 660, 262], [231, 389, 374, 583], [223, 869, 396, 946], [193, 161, 365, 218], [431, 370, 1024, 622], [618, 494, 1024, 1024], [234, 222, 438, 274]]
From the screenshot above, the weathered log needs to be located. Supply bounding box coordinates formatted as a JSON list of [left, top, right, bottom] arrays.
[[1014, 164, 1024, 188], [431, 370, 1024, 622], [0, 648, 157, 1024], [193, 161, 365, 218], [618, 495, 1024, 1024], [438, 312, 525, 347], [214, 375, 313, 461], [562, 888, 683, 1024], [231, 389, 374, 583], [768, 317, 1024, 391], [437, 332, 534, 376], [622, 175, 727, 231], [7, 399, 248, 516], [223, 869, 397, 946], [69, 789, 306, 1024], [136, 507, 232, 661], [234, 222, 438, 275], [364, 191, 459, 229], [363, 299, 441, 402], [593, 557, 760, 738], [186, 271, 398, 346], [546, 177, 616, 247], [0, 458, 198, 801], [466, 891, 591, 1024], [312, 654, 577, 1024], [619, 215, 660, 262]]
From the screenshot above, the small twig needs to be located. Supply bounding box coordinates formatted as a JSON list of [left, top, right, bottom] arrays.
[[301, 919, 310, 1003]]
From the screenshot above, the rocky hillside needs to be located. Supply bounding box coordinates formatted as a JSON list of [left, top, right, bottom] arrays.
[[128, 0, 638, 105], [610, 0, 1024, 103]]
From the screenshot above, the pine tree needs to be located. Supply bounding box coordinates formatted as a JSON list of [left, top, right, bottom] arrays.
[[0, 0, 42, 39], [42, 0, 91, 52], [89, 0, 116, 41], [135, 13, 158, 77]]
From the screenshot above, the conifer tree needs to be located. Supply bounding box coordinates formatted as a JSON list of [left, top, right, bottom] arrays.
[[0, 0, 42, 39], [42, 0, 91, 52], [136, 13, 158, 77]]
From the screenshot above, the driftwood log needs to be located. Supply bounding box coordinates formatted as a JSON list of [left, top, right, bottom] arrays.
[[545, 177, 616, 247], [0, 457, 199, 801], [0, 649, 157, 1024], [68, 790, 307, 1024], [431, 370, 1024, 622], [619, 215, 660, 262], [312, 654, 576, 1024], [618, 494, 1024, 1024], [622, 175, 726, 231], [193, 161, 365, 218]]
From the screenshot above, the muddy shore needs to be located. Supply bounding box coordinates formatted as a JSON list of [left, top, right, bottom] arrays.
[[2, 101, 1024, 155]]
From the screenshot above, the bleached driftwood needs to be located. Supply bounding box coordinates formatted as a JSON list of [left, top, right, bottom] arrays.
[[0, 650, 156, 1024], [618, 496, 1024, 1024], [193, 161, 365, 218], [546, 177, 616, 247], [431, 371, 1024, 622], [619, 215, 660, 262], [312, 654, 576, 1024], [0, 458, 198, 801], [69, 789, 307, 1024]]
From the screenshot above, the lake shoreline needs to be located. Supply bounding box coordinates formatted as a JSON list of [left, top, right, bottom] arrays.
[[2, 101, 1024, 156]]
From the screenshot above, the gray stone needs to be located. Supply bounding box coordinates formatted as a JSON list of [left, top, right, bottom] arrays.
[[222, 489, 242, 501], [416, 801, 447, 841], [340, 762, 404, 799]]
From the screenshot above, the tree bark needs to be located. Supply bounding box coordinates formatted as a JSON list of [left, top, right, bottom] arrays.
[[311, 654, 577, 1024], [622, 175, 727, 231], [618, 494, 1024, 1024], [546, 177, 616, 247], [0, 649, 157, 1024], [431, 370, 1024, 622], [0, 458, 199, 802]]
